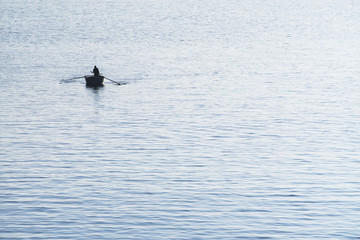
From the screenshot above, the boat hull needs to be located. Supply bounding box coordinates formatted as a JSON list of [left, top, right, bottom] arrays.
[[85, 76, 104, 86]]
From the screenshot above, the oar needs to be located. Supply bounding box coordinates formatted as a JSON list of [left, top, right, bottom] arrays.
[[64, 76, 85, 80], [60, 76, 86, 84], [105, 77, 123, 85]]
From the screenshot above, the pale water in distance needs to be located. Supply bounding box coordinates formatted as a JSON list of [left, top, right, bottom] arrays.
[[1, 0, 360, 239]]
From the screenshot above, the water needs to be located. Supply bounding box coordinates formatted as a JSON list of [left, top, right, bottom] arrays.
[[1, 0, 360, 239]]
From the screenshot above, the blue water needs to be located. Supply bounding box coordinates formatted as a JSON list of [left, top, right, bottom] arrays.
[[1, 0, 360, 239]]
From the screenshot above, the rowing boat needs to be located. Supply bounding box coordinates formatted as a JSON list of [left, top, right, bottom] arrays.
[[85, 75, 104, 86]]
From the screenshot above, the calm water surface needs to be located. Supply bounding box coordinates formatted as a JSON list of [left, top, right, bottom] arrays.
[[1, 0, 360, 239]]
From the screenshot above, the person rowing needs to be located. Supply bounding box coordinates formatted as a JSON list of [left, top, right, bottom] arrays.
[[92, 66, 100, 77]]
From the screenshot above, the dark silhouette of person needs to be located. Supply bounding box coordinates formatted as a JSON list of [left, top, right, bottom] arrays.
[[93, 66, 100, 76]]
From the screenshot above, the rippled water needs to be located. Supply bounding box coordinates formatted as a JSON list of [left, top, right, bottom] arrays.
[[1, 0, 360, 239]]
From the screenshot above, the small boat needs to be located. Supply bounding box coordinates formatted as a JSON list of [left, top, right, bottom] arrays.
[[85, 75, 104, 86]]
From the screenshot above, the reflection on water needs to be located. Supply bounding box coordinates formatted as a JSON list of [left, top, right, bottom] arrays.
[[86, 84, 104, 90], [85, 83, 105, 116]]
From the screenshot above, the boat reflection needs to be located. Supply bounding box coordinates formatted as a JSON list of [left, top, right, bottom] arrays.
[[86, 84, 104, 90]]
